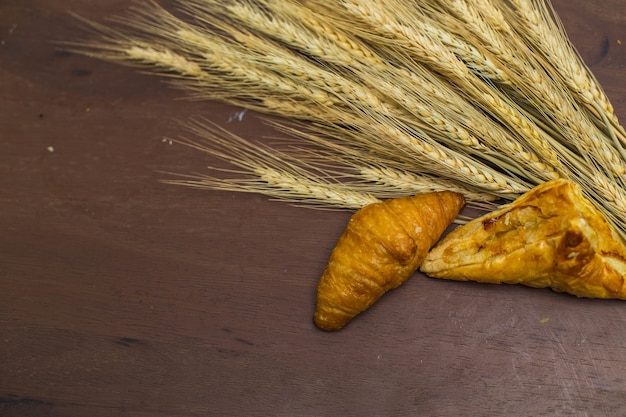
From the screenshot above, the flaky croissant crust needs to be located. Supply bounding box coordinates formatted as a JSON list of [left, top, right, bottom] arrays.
[[314, 191, 465, 331], [421, 179, 626, 299]]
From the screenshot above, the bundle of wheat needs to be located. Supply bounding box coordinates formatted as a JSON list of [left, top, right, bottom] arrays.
[[71, 0, 626, 240]]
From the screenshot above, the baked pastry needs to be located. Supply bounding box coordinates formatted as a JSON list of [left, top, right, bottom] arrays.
[[421, 179, 626, 299], [314, 191, 465, 331]]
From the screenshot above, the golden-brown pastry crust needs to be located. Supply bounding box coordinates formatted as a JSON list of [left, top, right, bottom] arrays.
[[314, 191, 465, 331], [421, 179, 626, 299]]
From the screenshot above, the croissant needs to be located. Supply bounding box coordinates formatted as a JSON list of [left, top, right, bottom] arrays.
[[421, 179, 626, 299], [314, 191, 465, 331]]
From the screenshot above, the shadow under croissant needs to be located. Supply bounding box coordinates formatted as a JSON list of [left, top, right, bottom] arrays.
[[314, 180, 626, 331]]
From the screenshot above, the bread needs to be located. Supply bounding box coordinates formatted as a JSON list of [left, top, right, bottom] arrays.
[[314, 191, 465, 331], [421, 179, 626, 299]]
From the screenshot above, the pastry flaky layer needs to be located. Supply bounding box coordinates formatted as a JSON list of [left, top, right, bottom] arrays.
[[314, 191, 466, 331], [421, 179, 626, 299]]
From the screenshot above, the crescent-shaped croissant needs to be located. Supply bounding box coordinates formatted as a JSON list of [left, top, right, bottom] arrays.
[[314, 191, 465, 331], [421, 179, 626, 299]]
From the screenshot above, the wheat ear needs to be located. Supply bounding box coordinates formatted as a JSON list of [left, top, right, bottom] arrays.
[[435, 0, 626, 179], [507, 0, 626, 147], [71, 0, 626, 241], [166, 120, 381, 209]]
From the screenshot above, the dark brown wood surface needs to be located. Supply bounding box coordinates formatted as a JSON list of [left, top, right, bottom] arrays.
[[2, 1, 626, 415]]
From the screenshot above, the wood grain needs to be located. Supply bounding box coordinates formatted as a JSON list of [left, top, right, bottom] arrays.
[[2, 1, 626, 415]]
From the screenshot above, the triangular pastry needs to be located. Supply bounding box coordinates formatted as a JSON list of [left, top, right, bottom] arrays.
[[420, 179, 626, 299]]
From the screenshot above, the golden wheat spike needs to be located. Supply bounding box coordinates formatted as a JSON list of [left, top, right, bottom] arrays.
[[71, 0, 626, 241]]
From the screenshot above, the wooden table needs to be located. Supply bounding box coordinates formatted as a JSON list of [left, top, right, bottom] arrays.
[[2, 1, 626, 415]]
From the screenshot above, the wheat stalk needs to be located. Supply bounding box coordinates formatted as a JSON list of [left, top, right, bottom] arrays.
[[197, 0, 489, 154], [271, 0, 546, 175], [432, 0, 626, 179], [166, 120, 382, 208], [168, 118, 498, 212], [130, 1, 532, 195], [506, 0, 625, 139], [356, 166, 497, 204], [264, 119, 513, 205], [417, 1, 626, 223], [317, 0, 565, 177], [71, 0, 626, 241]]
